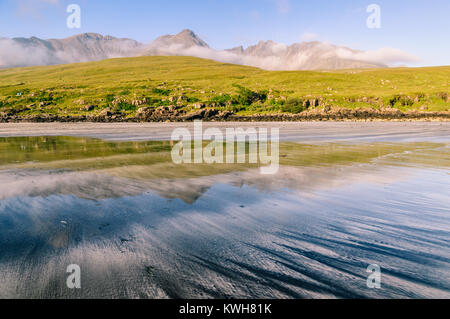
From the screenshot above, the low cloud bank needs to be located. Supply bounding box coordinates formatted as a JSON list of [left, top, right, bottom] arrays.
[[0, 37, 141, 68], [146, 42, 420, 70], [0, 39, 54, 68], [149, 44, 294, 70], [335, 47, 421, 66]]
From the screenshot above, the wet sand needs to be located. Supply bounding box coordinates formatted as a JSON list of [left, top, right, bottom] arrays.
[[0, 122, 449, 143], [0, 124, 448, 299]]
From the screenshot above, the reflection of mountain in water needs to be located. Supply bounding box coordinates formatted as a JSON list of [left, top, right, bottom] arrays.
[[0, 136, 447, 203], [0, 136, 449, 298], [0, 164, 406, 203]]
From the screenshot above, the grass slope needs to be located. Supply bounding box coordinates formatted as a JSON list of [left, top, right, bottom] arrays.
[[0, 56, 448, 117]]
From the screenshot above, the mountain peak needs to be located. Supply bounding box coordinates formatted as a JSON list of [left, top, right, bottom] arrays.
[[173, 29, 209, 48], [69, 33, 105, 40], [148, 29, 209, 53], [177, 29, 197, 37]]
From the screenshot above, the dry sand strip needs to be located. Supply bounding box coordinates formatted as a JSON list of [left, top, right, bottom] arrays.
[[0, 122, 449, 143]]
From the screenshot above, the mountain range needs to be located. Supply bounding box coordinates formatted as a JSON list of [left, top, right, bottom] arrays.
[[0, 29, 414, 70]]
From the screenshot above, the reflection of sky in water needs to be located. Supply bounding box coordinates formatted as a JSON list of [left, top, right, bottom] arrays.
[[0, 138, 449, 299]]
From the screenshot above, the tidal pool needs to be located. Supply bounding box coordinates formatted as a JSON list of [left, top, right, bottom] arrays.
[[0, 135, 449, 299]]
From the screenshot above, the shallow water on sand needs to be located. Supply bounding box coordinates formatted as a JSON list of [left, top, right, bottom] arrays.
[[0, 136, 449, 299]]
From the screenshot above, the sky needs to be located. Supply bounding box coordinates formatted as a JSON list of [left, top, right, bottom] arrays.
[[0, 0, 449, 66]]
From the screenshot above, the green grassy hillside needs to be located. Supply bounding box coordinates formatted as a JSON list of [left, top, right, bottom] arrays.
[[0, 56, 448, 118]]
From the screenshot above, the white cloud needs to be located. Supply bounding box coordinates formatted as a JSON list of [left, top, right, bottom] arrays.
[[16, 0, 60, 19], [274, 0, 290, 14], [335, 47, 421, 65], [268, 42, 288, 54], [146, 43, 292, 70], [0, 37, 141, 68], [146, 40, 421, 70], [300, 32, 319, 42], [0, 39, 54, 68]]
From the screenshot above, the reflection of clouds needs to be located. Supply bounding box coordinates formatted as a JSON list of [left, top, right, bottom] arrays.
[[0, 170, 144, 200], [0, 164, 407, 203], [1, 148, 449, 298], [140, 164, 409, 204], [0, 166, 449, 298]]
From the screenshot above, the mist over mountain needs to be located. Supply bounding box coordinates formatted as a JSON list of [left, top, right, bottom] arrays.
[[0, 29, 418, 70], [0, 33, 141, 68]]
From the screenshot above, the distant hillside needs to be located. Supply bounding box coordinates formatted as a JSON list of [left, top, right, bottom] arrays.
[[0, 56, 448, 122], [0, 29, 416, 70]]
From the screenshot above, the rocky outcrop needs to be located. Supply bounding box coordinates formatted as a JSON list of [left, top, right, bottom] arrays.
[[1, 107, 449, 123], [230, 108, 450, 122], [135, 106, 232, 122]]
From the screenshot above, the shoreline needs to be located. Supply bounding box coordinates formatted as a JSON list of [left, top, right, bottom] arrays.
[[1, 121, 449, 143], [1, 106, 449, 123], [1, 111, 449, 123]]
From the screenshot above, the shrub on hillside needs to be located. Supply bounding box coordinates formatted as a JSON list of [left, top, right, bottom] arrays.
[[281, 97, 304, 114], [232, 84, 267, 106], [211, 94, 232, 106], [152, 88, 171, 96], [113, 101, 136, 112], [105, 94, 115, 103]]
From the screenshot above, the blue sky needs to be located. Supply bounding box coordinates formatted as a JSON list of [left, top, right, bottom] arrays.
[[0, 0, 449, 66]]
